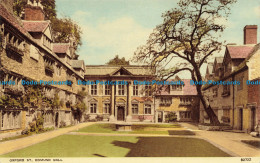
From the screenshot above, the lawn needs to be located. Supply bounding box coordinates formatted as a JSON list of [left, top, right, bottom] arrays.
[[77, 123, 184, 135], [1, 135, 230, 157]]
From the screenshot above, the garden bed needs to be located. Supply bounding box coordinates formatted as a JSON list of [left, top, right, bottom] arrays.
[[198, 124, 232, 131]]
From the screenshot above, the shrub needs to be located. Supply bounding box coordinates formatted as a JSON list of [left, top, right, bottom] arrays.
[[29, 121, 36, 132], [59, 121, 66, 128], [44, 127, 55, 132], [84, 114, 90, 122], [21, 128, 30, 135], [36, 115, 44, 133], [96, 115, 103, 121], [165, 112, 177, 123]]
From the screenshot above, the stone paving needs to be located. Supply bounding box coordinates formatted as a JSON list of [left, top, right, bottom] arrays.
[[181, 123, 260, 157]]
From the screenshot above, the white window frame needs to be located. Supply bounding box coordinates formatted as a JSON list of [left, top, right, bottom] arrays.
[[144, 104, 152, 115], [132, 104, 139, 115], [90, 103, 97, 113]]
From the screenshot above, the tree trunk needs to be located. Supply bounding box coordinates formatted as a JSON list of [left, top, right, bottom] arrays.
[[191, 62, 220, 125], [198, 89, 220, 125]]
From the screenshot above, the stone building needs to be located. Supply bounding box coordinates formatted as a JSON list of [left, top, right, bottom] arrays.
[[83, 65, 155, 122], [201, 25, 260, 133], [154, 78, 200, 123], [0, 0, 86, 138]]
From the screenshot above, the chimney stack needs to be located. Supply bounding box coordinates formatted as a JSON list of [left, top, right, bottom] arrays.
[[244, 25, 257, 44], [24, 0, 45, 21]]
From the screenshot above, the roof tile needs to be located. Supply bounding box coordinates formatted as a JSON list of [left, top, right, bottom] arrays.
[[23, 21, 49, 32], [227, 45, 255, 59]]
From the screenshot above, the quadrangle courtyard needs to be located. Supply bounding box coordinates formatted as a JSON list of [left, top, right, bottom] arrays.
[[0, 122, 259, 157]]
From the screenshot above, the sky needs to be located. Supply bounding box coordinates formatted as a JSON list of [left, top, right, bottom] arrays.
[[56, 0, 260, 78]]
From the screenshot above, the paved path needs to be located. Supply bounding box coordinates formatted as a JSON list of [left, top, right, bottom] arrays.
[[0, 122, 95, 156], [180, 123, 260, 157], [67, 131, 195, 138]]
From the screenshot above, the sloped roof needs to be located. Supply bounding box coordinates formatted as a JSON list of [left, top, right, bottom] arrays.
[[71, 60, 85, 69], [53, 43, 70, 54], [0, 4, 28, 35], [227, 45, 255, 59], [85, 65, 154, 76], [182, 79, 197, 95], [23, 21, 49, 32], [247, 43, 260, 60], [156, 79, 197, 96]]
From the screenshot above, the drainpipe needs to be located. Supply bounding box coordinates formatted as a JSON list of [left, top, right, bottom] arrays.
[[153, 95, 156, 123], [232, 75, 235, 128]]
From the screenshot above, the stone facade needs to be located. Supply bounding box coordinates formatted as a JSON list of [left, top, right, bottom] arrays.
[[201, 25, 260, 133], [0, 0, 85, 138], [83, 65, 155, 122], [155, 79, 200, 123]]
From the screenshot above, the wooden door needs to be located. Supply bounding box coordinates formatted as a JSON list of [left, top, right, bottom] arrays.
[[117, 107, 124, 121]]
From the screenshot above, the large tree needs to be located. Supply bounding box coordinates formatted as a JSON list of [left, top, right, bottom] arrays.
[[133, 0, 236, 125], [106, 55, 130, 66]]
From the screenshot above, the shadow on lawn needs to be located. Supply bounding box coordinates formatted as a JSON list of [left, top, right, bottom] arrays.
[[112, 137, 230, 157]]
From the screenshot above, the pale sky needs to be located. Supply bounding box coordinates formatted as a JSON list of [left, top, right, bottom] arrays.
[[56, 0, 260, 78]]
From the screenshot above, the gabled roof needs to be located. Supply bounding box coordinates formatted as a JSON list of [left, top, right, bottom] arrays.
[[0, 4, 28, 35], [23, 21, 49, 33], [53, 43, 70, 56], [71, 60, 85, 70], [110, 66, 133, 76], [84, 65, 154, 76], [226, 45, 255, 59]]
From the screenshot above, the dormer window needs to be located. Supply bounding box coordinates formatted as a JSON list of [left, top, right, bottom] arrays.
[[171, 84, 183, 91]]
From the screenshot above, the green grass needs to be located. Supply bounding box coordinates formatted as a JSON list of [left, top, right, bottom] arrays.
[[1, 135, 230, 157], [77, 123, 181, 135]]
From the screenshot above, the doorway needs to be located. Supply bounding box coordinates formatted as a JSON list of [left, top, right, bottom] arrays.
[[158, 111, 163, 123], [239, 109, 243, 130], [251, 107, 256, 132], [55, 112, 59, 127], [117, 106, 125, 121]]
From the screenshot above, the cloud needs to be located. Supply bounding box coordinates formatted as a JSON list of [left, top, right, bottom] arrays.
[[71, 10, 92, 23], [254, 6, 260, 17], [72, 15, 153, 64], [214, 16, 235, 28]]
